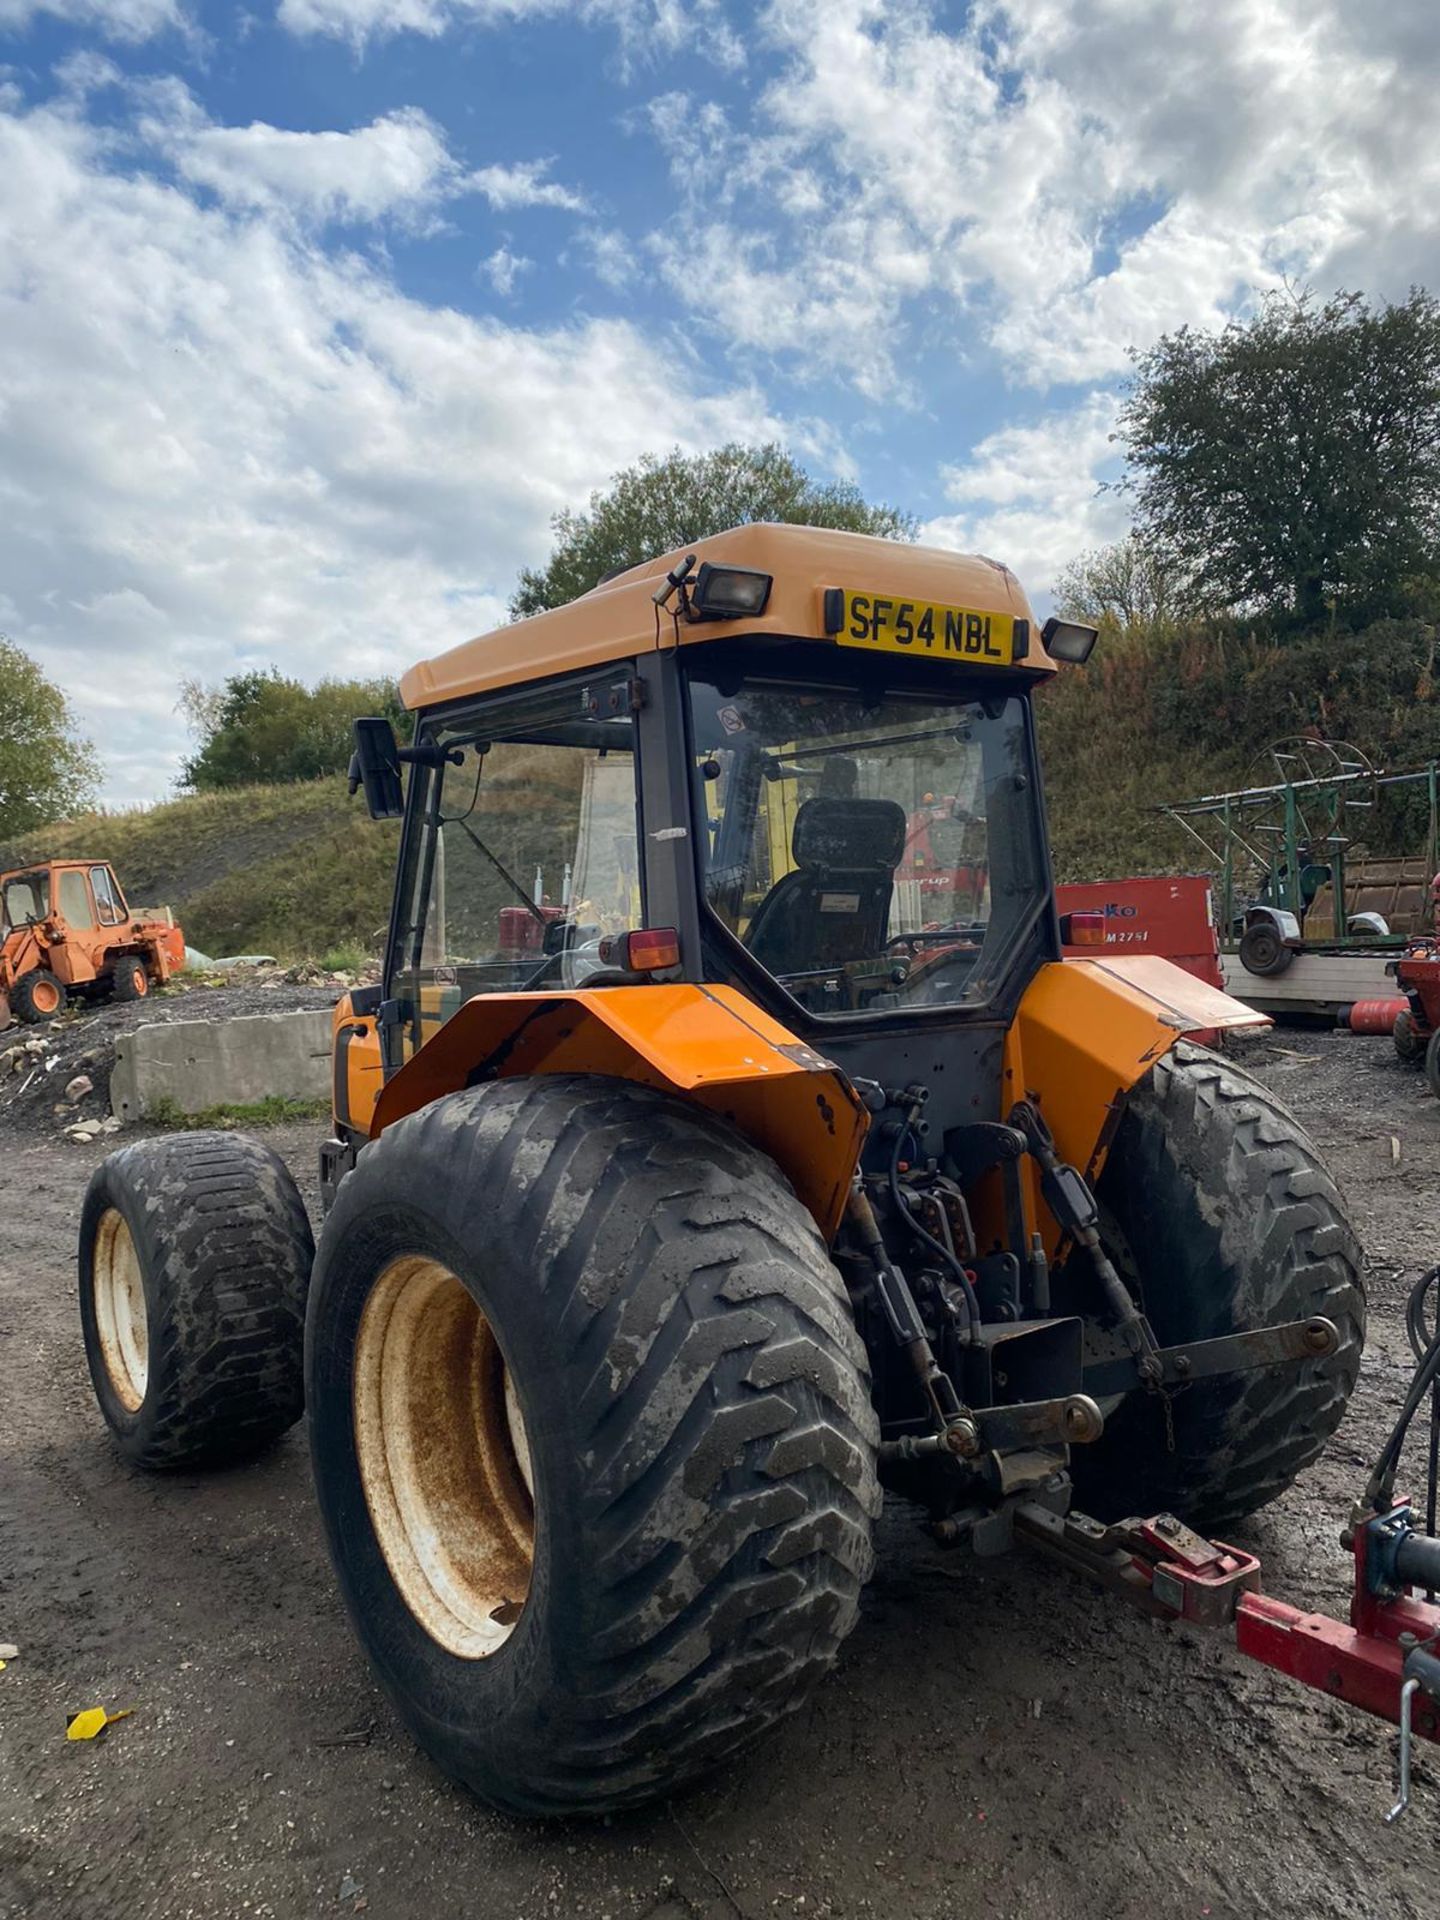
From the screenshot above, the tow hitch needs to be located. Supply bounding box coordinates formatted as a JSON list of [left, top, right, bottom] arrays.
[[1019, 1265, 1440, 1819]]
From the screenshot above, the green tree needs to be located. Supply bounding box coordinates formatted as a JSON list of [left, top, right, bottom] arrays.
[[0, 638, 99, 837], [1117, 288, 1440, 626], [1051, 535, 1181, 629], [512, 443, 917, 617], [180, 669, 406, 791]]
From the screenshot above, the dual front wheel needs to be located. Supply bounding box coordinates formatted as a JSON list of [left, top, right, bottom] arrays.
[[77, 1053, 1363, 1813]]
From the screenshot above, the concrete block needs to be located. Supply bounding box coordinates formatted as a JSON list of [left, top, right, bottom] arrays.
[[111, 1010, 332, 1121]]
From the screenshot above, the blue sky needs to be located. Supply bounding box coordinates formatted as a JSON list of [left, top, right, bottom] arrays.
[[2, 0, 1438, 801]]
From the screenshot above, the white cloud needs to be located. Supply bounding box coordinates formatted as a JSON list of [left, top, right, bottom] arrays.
[[162, 103, 466, 226], [637, 0, 1440, 393], [479, 244, 532, 296], [133, 85, 588, 232], [275, 0, 744, 67], [0, 92, 791, 804], [576, 225, 637, 292], [471, 157, 588, 213], [0, 0, 184, 38], [921, 395, 1128, 597]]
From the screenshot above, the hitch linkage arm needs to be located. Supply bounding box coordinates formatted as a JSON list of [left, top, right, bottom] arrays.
[[1016, 1494, 1440, 1819], [1008, 1101, 1162, 1387]]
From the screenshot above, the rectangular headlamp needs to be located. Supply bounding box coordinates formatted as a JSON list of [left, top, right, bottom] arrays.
[[1041, 616, 1100, 665], [691, 562, 772, 619]]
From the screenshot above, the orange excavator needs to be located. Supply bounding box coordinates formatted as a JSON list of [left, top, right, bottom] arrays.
[[0, 860, 185, 1029]]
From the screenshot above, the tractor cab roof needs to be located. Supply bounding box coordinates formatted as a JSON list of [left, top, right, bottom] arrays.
[[399, 522, 1051, 712], [0, 859, 105, 883]]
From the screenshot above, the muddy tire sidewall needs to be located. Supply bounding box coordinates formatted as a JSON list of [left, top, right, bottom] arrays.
[[1065, 1041, 1364, 1531], [306, 1075, 880, 1816], [78, 1133, 313, 1469]]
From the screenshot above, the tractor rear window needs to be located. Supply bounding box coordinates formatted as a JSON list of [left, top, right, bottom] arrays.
[[687, 671, 1047, 1017], [390, 680, 640, 1054]]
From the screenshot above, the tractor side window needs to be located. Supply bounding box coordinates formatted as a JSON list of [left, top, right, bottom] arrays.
[[390, 681, 641, 1054], [3, 874, 48, 927], [57, 870, 92, 927], [91, 867, 123, 926]]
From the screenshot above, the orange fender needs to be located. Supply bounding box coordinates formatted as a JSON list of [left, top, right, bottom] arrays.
[[371, 983, 869, 1241], [1005, 956, 1270, 1250]]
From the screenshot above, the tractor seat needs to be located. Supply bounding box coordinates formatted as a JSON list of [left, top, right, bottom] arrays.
[[745, 796, 907, 979]]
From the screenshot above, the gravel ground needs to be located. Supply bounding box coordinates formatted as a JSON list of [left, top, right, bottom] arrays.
[[2, 1027, 1439, 1920]]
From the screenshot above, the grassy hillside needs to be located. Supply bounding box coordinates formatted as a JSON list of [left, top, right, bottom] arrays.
[[6, 614, 1436, 960], [0, 781, 400, 961], [1040, 615, 1440, 880]]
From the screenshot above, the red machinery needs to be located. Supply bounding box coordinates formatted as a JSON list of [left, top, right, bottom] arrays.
[[1388, 937, 1440, 1096], [1022, 1263, 1440, 1821], [1055, 873, 1224, 991]]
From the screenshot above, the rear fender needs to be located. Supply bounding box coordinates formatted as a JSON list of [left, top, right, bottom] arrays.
[[370, 983, 869, 1240], [1007, 957, 1270, 1250]]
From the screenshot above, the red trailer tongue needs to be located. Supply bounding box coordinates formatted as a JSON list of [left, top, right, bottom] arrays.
[[1016, 1263, 1440, 1822]]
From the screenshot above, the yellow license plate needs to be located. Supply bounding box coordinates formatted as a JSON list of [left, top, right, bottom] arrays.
[[833, 591, 1017, 665]]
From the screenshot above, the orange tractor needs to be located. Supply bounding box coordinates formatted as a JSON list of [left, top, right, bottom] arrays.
[[72, 527, 1440, 1820], [0, 859, 185, 1029]]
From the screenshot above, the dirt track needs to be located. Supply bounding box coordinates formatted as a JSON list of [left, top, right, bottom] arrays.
[[3, 1029, 1439, 1920]]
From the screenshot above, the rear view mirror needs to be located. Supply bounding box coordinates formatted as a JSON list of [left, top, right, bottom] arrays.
[[349, 718, 405, 820]]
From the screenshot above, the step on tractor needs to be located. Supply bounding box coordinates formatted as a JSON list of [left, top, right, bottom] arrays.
[[77, 528, 1440, 1819], [1, 859, 184, 1031]]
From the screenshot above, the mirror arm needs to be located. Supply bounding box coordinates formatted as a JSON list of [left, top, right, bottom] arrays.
[[397, 743, 464, 770]]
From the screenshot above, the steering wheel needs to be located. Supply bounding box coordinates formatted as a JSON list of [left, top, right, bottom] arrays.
[[885, 927, 983, 956], [775, 966, 857, 1012], [895, 942, 984, 1006]]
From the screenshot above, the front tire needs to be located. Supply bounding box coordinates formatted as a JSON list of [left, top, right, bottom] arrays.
[[305, 1076, 880, 1816], [79, 1133, 314, 1467], [1067, 1042, 1364, 1532], [12, 970, 63, 1022], [1394, 1008, 1426, 1063], [1425, 1029, 1440, 1101]]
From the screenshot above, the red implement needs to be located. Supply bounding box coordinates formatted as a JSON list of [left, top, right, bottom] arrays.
[[1018, 1498, 1440, 1750]]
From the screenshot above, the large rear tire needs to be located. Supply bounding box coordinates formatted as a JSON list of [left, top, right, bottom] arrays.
[[305, 1075, 880, 1816], [110, 954, 149, 1004], [79, 1132, 314, 1468], [1067, 1042, 1364, 1532]]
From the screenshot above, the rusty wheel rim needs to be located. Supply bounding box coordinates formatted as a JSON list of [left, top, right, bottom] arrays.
[[31, 975, 61, 1015], [353, 1256, 534, 1659], [92, 1209, 149, 1411]]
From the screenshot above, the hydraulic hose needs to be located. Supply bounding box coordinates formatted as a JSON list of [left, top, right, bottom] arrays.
[[1363, 1265, 1440, 1517], [886, 1121, 982, 1337]]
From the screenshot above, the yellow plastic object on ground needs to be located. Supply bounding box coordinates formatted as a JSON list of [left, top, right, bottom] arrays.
[[66, 1705, 132, 1741]]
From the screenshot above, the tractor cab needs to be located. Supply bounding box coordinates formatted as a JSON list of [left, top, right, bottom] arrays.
[[1, 859, 129, 936]]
